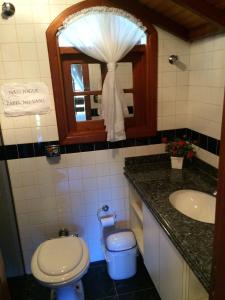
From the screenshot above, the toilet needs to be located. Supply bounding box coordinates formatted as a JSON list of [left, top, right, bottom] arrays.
[[31, 236, 89, 300]]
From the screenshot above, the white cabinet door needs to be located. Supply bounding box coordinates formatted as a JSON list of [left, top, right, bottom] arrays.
[[186, 267, 209, 300], [159, 230, 185, 300], [143, 203, 160, 290], [129, 183, 144, 254]]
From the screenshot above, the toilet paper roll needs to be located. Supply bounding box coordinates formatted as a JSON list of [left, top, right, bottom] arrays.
[[100, 215, 115, 227]]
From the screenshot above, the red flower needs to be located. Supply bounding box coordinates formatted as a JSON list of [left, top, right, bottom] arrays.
[[162, 136, 195, 160], [178, 140, 185, 146]]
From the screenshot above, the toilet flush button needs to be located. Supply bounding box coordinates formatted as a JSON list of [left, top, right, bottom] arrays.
[[37, 237, 83, 276]]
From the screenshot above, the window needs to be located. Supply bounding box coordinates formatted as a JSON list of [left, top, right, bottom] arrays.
[[46, 1, 157, 144]]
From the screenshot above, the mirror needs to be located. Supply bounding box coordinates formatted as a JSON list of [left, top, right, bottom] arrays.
[[70, 62, 134, 122], [71, 63, 102, 92]]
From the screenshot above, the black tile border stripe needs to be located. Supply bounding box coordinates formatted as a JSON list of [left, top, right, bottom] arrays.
[[0, 128, 220, 161]]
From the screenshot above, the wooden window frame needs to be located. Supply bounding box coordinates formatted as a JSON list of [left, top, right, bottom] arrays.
[[46, 0, 158, 145]]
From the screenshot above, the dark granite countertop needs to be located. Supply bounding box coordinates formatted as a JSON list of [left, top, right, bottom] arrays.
[[124, 154, 218, 293]]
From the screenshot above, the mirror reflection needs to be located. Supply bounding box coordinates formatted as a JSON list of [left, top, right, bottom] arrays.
[[71, 63, 134, 122]]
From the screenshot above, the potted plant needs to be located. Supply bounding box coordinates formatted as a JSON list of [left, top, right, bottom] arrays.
[[162, 136, 195, 169]]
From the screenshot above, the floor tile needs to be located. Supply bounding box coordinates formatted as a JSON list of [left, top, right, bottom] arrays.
[[114, 257, 155, 294], [8, 257, 160, 300], [8, 275, 50, 300], [118, 288, 161, 300], [97, 297, 118, 300], [88, 260, 106, 268], [83, 264, 116, 300]]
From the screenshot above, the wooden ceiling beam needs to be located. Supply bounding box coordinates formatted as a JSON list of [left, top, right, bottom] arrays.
[[106, 0, 190, 41], [189, 24, 224, 41], [169, 0, 225, 29]]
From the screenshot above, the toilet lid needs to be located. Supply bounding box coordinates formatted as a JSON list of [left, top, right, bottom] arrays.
[[106, 230, 136, 251], [37, 237, 83, 276]]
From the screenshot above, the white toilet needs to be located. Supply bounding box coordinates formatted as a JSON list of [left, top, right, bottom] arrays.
[[31, 236, 89, 300]]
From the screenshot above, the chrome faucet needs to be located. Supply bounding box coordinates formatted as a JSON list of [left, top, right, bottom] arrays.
[[213, 190, 217, 196]]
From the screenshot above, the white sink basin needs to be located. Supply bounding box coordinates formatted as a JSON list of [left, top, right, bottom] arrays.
[[169, 189, 216, 224]]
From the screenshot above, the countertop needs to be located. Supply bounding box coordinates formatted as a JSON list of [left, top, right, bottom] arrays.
[[124, 154, 217, 293]]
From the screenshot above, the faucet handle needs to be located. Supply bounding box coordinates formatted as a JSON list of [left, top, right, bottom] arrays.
[[58, 228, 69, 237], [70, 233, 79, 237]]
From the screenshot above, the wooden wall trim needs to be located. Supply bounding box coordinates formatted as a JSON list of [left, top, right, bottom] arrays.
[[211, 88, 225, 300]]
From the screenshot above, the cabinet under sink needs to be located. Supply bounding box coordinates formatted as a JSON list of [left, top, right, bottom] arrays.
[[129, 183, 209, 300]]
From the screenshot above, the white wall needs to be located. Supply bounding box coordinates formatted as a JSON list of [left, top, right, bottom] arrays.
[[0, 0, 78, 144], [187, 34, 225, 169], [157, 28, 190, 130], [188, 34, 225, 140]]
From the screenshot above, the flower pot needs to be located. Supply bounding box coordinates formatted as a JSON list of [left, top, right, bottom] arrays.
[[171, 156, 184, 169]]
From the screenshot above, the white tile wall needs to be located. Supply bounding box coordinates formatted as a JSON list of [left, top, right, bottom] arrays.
[[193, 145, 219, 169], [188, 33, 225, 140], [0, 1, 59, 144], [8, 144, 165, 273], [157, 27, 190, 130]]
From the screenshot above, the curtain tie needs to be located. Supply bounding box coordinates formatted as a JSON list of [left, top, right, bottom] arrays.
[[107, 62, 117, 72]]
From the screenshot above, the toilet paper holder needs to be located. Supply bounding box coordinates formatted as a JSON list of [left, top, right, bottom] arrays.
[[97, 205, 117, 224]]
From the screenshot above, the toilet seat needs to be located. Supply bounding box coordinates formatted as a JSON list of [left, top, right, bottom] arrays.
[[31, 236, 89, 287]]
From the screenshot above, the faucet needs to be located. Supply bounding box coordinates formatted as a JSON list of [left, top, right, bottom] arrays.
[[213, 190, 217, 196]]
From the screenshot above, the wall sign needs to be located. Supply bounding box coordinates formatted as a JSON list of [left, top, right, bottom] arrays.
[[0, 82, 50, 116]]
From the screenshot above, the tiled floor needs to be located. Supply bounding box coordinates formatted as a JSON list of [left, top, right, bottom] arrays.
[[8, 256, 161, 300]]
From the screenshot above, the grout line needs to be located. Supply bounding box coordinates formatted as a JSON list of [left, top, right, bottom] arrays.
[[113, 280, 119, 298], [96, 296, 118, 300], [115, 287, 156, 297]]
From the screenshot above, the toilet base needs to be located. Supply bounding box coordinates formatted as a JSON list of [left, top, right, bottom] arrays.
[[54, 280, 84, 300]]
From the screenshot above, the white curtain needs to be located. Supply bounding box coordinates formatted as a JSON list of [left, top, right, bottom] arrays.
[[58, 7, 146, 141]]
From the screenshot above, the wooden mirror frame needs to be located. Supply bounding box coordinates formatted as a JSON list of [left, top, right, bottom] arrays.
[[211, 89, 225, 300], [46, 0, 157, 144]]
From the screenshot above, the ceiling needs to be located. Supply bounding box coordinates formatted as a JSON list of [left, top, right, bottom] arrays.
[[136, 0, 225, 41]]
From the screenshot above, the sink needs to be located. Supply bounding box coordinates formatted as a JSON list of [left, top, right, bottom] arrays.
[[169, 189, 216, 224]]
